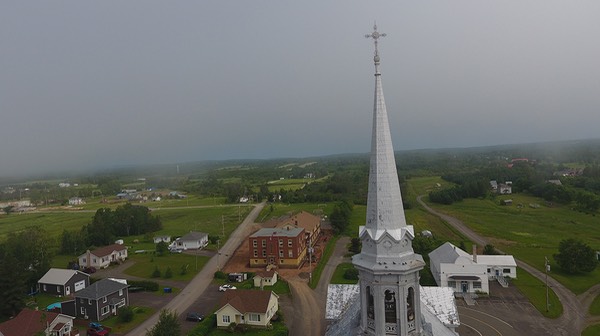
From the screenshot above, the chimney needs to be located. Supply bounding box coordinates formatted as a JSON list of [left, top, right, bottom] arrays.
[[472, 245, 477, 263]]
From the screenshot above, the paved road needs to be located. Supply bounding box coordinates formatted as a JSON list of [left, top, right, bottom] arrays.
[[125, 201, 266, 335], [416, 195, 586, 335], [285, 236, 350, 336]]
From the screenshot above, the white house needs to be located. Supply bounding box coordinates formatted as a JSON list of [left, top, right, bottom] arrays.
[[429, 242, 517, 294], [68, 197, 85, 205], [215, 290, 279, 328], [253, 270, 278, 288], [174, 231, 209, 250], [153, 235, 171, 244], [498, 183, 512, 194], [79, 243, 128, 269]]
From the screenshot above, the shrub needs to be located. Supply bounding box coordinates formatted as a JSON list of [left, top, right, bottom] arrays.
[[164, 267, 173, 279], [118, 306, 134, 323], [214, 271, 227, 279], [129, 280, 159, 291], [151, 266, 161, 278], [343, 268, 359, 280]]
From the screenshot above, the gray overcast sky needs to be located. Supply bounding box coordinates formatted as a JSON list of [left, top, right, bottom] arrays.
[[1, 1, 599, 177]]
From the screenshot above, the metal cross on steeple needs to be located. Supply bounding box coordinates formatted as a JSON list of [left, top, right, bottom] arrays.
[[365, 23, 386, 67]]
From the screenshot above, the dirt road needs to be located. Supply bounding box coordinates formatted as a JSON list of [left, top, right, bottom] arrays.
[[284, 236, 350, 336], [416, 195, 587, 335], [125, 201, 266, 336]]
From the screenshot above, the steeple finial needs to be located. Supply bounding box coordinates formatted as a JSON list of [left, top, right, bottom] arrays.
[[365, 23, 387, 69]]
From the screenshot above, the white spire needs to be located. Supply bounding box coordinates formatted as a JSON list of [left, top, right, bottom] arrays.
[[364, 24, 408, 242]]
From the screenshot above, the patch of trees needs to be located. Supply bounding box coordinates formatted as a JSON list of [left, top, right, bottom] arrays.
[[553, 239, 597, 274], [330, 201, 354, 234], [147, 309, 181, 336], [60, 203, 161, 253], [0, 226, 53, 318]]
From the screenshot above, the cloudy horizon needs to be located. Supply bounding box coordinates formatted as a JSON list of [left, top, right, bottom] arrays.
[[2, 1, 599, 178]]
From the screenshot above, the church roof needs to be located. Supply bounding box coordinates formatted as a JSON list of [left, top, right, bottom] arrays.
[[428, 242, 472, 265]]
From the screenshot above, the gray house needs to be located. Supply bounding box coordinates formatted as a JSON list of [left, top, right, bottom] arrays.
[[61, 278, 129, 321], [37, 268, 90, 296]]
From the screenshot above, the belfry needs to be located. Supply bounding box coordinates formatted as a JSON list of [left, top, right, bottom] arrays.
[[352, 24, 426, 336]]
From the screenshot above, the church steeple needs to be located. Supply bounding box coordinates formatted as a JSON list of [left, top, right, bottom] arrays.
[[363, 24, 409, 243], [353, 24, 425, 336]]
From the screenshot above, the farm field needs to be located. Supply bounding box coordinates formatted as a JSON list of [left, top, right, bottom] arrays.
[[256, 202, 332, 223], [410, 176, 600, 294]]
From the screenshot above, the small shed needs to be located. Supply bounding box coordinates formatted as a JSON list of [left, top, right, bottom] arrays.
[[253, 270, 278, 288]]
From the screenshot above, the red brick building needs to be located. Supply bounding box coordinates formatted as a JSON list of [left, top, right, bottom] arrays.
[[249, 227, 306, 268]]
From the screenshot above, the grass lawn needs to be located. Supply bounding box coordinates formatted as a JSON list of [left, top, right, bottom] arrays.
[[414, 180, 600, 294], [84, 306, 155, 334], [582, 324, 600, 336], [25, 293, 63, 311], [331, 262, 358, 285], [589, 294, 600, 315], [511, 267, 562, 318], [310, 236, 339, 289], [124, 253, 210, 281]]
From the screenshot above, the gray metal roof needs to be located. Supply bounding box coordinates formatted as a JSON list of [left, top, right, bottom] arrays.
[[180, 231, 208, 241], [249, 227, 304, 238], [75, 279, 128, 300], [38, 268, 87, 286]]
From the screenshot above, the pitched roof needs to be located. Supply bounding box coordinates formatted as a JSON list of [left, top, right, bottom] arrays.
[[38, 268, 88, 285], [278, 211, 320, 232], [428, 242, 472, 266], [180, 231, 208, 241], [254, 270, 277, 278], [218, 289, 278, 314], [0, 309, 60, 336], [75, 278, 128, 300], [87, 243, 127, 258]]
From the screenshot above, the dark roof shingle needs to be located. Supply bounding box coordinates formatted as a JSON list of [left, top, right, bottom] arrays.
[[75, 278, 128, 300], [219, 289, 277, 314]]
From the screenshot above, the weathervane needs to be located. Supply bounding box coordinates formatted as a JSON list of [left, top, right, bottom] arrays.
[[365, 23, 386, 65]]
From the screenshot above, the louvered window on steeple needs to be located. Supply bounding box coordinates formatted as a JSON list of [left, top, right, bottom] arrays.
[[366, 286, 374, 320], [407, 287, 415, 322], [384, 290, 397, 323]]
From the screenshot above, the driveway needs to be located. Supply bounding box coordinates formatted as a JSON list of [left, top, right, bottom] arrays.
[[282, 236, 350, 336]]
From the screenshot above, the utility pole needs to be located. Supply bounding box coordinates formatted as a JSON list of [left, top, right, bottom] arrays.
[[308, 238, 313, 284], [221, 215, 225, 238], [218, 240, 221, 271], [545, 256, 550, 312]]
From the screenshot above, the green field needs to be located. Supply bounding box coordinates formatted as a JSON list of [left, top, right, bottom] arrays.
[[257, 202, 332, 223], [512, 267, 562, 318], [582, 324, 600, 336], [124, 253, 211, 281], [589, 295, 600, 316], [0, 212, 93, 243], [424, 191, 600, 293]]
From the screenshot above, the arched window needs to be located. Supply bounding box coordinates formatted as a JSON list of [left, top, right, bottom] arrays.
[[407, 287, 415, 322], [367, 286, 375, 320], [384, 289, 397, 323]]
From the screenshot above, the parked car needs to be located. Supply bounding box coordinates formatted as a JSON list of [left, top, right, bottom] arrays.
[[219, 284, 237, 292], [88, 322, 110, 336], [83, 266, 97, 274], [186, 312, 204, 322]]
